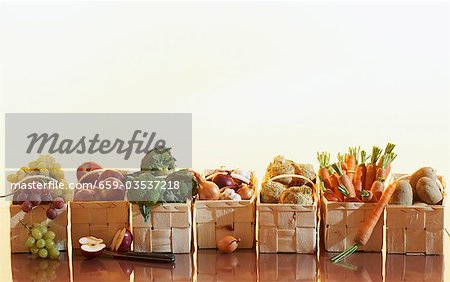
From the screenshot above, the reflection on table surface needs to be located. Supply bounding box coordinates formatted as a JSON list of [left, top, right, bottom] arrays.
[[319, 252, 382, 282], [10, 250, 445, 281]]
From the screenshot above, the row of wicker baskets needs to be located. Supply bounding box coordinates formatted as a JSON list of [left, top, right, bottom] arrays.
[[10, 173, 445, 255]]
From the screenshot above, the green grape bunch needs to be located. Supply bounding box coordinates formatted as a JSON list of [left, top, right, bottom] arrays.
[[22, 221, 60, 260]]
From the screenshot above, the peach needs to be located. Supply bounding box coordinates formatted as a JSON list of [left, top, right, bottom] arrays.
[[77, 162, 102, 181], [98, 170, 125, 183]]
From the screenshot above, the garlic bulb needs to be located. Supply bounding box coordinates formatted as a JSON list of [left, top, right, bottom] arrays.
[[219, 188, 241, 201]]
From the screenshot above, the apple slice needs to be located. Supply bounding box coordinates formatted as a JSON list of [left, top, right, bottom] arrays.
[[79, 236, 103, 246], [110, 228, 124, 251], [80, 243, 106, 259], [114, 228, 127, 252]]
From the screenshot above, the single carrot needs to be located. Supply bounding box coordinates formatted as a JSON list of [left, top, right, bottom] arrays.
[[331, 181, 397, 263], [370, 180, 385, 201], [356, 181, 396, 245], [317, 152, 331, 181], [360, 189, 376, 203], [337, 153, 348, 175], [353, 150, 368, 194], [330, 173, 343, 201], [346, 146, 359, 182], [364, 146, 382, 190], [376, 153, 394, 182], [377, 143, 395, 169], [385, 152, 397, 176], [323, 187, 340, 202], [331, 163, 356, 198]]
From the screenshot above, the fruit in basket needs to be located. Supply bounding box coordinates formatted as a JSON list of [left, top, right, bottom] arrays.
[[98, 169, 124, 183], [23, 221, 60, 260], [416, 177, 442, 205], [79, 236, 106, 259], [212, 173, 235, 188], [73, 189, 97, 201], [110, 228, 133, 252], [260, 180, 287, 203], [217, 235, 240, 253], [79, 170, 102, 186], [8, 155, 70, 220], [279, 185, 313, 205], [389, 180, 413, 205], [98, 177, 126, 201], [77, 162, 102, 181]]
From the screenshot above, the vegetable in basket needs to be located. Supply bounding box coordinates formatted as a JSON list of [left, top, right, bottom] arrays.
[[127, 148, 198, 223]]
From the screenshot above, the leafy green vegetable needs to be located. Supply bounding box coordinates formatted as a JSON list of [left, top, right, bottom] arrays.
[[129, 148, 197, 223], [163, 169, 198, 203], [126, 171, 164, 222], [140, 147, 176, 175]]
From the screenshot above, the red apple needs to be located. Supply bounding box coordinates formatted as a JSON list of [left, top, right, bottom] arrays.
[[110, 228, 133, 252]]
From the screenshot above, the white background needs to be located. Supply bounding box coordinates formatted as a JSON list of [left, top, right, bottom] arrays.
[[0, 2, 449, 280], [1, 1, 449, 195]]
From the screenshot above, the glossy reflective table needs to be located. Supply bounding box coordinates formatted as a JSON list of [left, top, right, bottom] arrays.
[[10, 249, 446, 281]]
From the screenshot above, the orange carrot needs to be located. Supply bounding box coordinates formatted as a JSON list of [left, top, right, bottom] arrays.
[[330, 173, 343, 201], [370, 180, 385, 201], [364, 146, 382, 190], [360, 189, 376, 203], [337, 153, 348, 175], [324, 188, 340, 202], [346, 146, 359, 182], [332, 163, 356, 199], [332, 181, 397, 263], [356, 182, 396, 246], [377, 143, 395, 169], [317, 152, 331, 181], [353, 150, 368, 194], [385, 153, 397, 176], [375, 153, 396, 182]]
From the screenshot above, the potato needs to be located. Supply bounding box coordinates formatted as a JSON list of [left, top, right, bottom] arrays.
[[416, 176, 442, 205], [389, 180, 413, 205], [410, 167, 437, 188], [409, 167, 437, 201]]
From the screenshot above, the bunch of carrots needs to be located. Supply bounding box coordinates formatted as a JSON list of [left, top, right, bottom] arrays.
[[317, 143, 397, 203]]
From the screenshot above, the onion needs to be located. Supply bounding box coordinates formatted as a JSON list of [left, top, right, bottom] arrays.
[[237, 186, 254, 200], [216, 235, 241, 253], [212, 173, 235, 188], [193, 171, 220, 200]]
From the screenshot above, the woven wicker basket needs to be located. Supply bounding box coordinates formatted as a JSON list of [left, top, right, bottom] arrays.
[[386, 174, 446, 255], [195, 171, 257, 249], [321, 198, 383, 253], [258, 174, 318, 253], [10, 204, 68, 253], [132, 201, 192, 253], [70, 201, 130, 248]]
